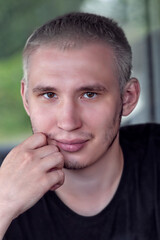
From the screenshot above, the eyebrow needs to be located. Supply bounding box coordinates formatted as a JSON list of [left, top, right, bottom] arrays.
[[32, 84, 107, 93], [77, 85, 107, 92], [32, 86, 57, 93]]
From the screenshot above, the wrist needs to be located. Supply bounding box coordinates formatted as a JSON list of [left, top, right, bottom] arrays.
[[0, 203, 15, 238]]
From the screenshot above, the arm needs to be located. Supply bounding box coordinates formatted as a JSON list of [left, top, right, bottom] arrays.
[[0, 133, 64, 239], [0, 205, 14, 239]]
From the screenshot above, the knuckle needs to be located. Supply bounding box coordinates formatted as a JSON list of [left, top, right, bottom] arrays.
[[48, 145, 59, 153], [35, 132, 47, 144], [23, 150, 34, 162], [56, 152, 64, 162], [54, 169, 64, 183], [57, 169, 64, 178], [43, 170, 64, 189], [54, 153, 64, 168]]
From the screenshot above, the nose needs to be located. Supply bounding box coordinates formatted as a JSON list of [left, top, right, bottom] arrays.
[[57, 99, 82, 132]]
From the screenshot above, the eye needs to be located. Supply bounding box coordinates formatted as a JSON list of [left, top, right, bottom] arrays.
[[83, 92, 97, 99], [43, 92, 57, 99]]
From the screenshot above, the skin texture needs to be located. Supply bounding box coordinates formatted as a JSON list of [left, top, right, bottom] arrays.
[[0, 133, 64, 238], [0, 43, 140, 237], [22, 44, 126, 170], [21, 43, 140, 216]]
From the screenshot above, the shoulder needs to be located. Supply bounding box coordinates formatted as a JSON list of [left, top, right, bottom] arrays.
[[119, 124, 160, 231], [119, 123, 160, 169], [120, 123, 160, 145], [120, 123, 160, 175]]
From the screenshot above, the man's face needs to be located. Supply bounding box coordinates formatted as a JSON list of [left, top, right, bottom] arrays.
[[22, 43, 123, 170]]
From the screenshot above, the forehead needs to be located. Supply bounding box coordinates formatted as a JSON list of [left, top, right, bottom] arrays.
[[27, 43, 118, 90]]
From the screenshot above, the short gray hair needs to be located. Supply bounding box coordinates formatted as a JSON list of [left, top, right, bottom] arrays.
[[23, 12, 132, 92]]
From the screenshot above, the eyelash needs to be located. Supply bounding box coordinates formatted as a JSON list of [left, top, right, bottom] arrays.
[[43, 92, 57, 99], [41, 92, 98, 100], [82, 92, 98, 99]]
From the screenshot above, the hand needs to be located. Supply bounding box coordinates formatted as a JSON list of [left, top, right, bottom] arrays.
[[0, 133, 64, 220]]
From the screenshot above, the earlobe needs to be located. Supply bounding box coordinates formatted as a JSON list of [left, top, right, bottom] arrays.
[[122, 78, 140, 116], [21, 80, 30, 116]]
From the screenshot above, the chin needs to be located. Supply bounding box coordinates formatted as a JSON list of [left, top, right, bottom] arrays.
[[64, 159, 89, 170]]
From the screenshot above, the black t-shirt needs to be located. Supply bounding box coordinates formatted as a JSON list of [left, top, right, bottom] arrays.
[[4, 124, 160, 239]]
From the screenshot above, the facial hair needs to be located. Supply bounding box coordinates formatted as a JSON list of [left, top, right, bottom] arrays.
[[29, 102, 123, 170]]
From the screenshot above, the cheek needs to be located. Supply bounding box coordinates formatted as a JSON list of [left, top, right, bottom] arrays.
[[85, 103, 118, 126], [29, 104, 56, 132], [85, 101, 122, 141]]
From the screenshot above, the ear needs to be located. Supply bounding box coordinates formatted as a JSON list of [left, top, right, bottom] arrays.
[[21, 80, 30, 116], [122, 78, 140, 116]]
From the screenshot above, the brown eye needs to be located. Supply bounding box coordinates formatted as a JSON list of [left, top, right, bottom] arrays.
[[43, 92, 57, 99], [84, 92, 97, 99]]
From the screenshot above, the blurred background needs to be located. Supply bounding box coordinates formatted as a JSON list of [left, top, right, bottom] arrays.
[[0, 0, 160, 156]]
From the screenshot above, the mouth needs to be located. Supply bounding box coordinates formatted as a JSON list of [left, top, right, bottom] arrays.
[[55, 139, 88, 152]]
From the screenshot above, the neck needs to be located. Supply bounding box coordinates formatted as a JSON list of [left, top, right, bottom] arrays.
[[55, 136, 124, 216]]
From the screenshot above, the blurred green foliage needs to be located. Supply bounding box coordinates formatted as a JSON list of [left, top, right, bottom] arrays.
[[0, 0, 84, 143], [0, 52, 31, 142], [0, 0, 84, 58]]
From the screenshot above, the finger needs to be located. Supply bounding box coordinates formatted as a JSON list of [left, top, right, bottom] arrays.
[[50, 182, 64, 191], [44, 169, 65, 191], [20, 133, 47, 150], [40, 152, 64, 172], [35, 145, 59, 159], [49, 169, 65, 190]]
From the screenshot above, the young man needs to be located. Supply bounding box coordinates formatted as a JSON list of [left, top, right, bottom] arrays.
[[0, 12, 160, 239]]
